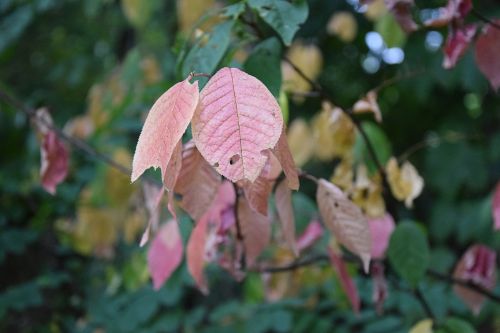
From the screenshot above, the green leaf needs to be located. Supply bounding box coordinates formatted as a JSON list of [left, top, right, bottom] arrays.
[[0, 5, 33, 53], [248, 0, 308, 46], [436, 317, 476, 333], [222, 3, 246, 18], [388, 221, 430, 287], [375, 13, 406, 48], [181, 20, 234, 79], [244, 37, 282, 97], [354, 122, 392, 174]]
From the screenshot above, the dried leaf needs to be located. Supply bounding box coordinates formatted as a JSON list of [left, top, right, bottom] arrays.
[[368, 213, 395, 259], [328, 247, 360, 313], [443, 24, 476, 69], [493, 181, 500, 230], [275, 180, 298, 256], [175, 141, 221, 221], [353, 90, 382, 123], [238, 195, 271, 267], [147, 220, 183, 290], [386, 157, 424, 208], [131, 78, 199, 182], [317, 179, 371, 272], [453, 244, 497, 315], [241, 155, 275, 216], [192, 67, 283, 183], [475, 20, 500, 91], [40, 131, 69, 195], [272, 127, 300, 190]]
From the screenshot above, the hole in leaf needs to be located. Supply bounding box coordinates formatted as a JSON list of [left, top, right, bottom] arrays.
[[334, 201, 339, 208], [213, 162, 219, 168], [229, 154, 240, 165]]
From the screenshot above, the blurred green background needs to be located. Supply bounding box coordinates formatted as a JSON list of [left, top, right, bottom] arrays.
[[0, 0, 499, 332]]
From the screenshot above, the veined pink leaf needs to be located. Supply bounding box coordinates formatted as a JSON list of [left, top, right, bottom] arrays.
[[368, 213, 395, 259], [453, 244, 496, 315], [328, 247, 361, 313], [275, 179, 298, 256], [272, 128, 300, 190], [493, 181, 500, 230], [140, 182, 165, 247], [424, 0, 472, 28], [131, 78, 199, 183], [475, 21, 500, 91], [192, 67, 283, 183], [384, 0, 418, 33], [147, 220, 183, 290], [296, 220, 324, 252], [443, 24, 476, 69], [371, 261, 388, 315], [186, 181, 236, 293], [40, 130, 69, 195], [175, 141, 221, 221], [238, 195, 271, 267], [317, 179, 371, 272]]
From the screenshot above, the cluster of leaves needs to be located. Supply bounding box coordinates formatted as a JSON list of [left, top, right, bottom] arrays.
[[1, 0, 500, 332]]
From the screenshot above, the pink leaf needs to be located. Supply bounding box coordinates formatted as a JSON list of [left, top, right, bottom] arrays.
[[238, 195, 271, 267], [368, 213, 395, 259], [371, 261, 388, 315], [453, 244, 497, 315], [493, 181, 500, 230], [328, 247, 361, 313], [164, 140, 183, 191], [187, 215, 210, 294], [424, 0, 472, 28], [272, 128, 300, 190], [175, 141, 221, 221], [40, 131, 69, 195], [275, 179, 298, 256], [475, 21, 500, 91], [443, 24, 476, 69], [296, 220, 324, 252], [317, 179, 371, 272], [147, 220, 183, 290], [131, 78, 199, 182], [192, 67, 283, 183], [140, 182, 164, 247], [385, 0, 418, 33]]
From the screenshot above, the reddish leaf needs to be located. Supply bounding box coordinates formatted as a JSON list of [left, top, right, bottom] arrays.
[[192, 67, 283, 183], [384, 0, 418, 33], [296, 220, 324, 252], [140, 182, 164, 247], [175, 141, 221, 221], [371, 261, 388, 315], [272, 128, 300, 190], [147, 220, 183, 290], [368, 213, 395, 259], [40, 130, 69, 195], [443, 24, 476, 69], [317, 179, 371, 272], [493, 181, 500, 230], [164, 140, 183, 191], [475, 21, 500, 91], [328, 247, 360, 313], [424, 0, 472, 28], [453, 244, 497, 315], [131, 78, 199, 182], [275, 179, 298, 256], [186, 181, 236, 293], [238, 195, 271, 267]]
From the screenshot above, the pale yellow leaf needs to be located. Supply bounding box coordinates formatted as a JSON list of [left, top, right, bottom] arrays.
[[327, 12, 358, 42]]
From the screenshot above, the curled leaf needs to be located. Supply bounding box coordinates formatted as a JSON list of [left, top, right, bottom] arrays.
[[272, 128, 300, 190], [140, 182, 164, 247], [368, 213, 395, 259], [40, 131, 69, 195], [353, 90, 382, 123], [192, 67, 283, 183], [424, 0, 472, 28], [131, 78, 199, 183], [443, 24, 476, 69], [328, 247, 360, 313], [475, 20, 500, 91], [386, 157, 424, 208], [147, 220, 183, 290], [317, 179, 371, 272], [275, 180, 298, 256]]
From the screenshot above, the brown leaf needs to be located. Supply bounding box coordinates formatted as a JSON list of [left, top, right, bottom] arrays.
[[316, 179, 371, 272], [353, 90, 382, 123], [275, 180, 298, 256], [40, 131, 69, 195], [272, 128, 300, 190]]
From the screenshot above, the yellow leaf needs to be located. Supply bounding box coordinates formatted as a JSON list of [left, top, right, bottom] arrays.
[[364, 0, 388, 21], [409, 319, 433, 333], [327, 12, 358, 42], [312, 102, 355, 161], [105, 148, 135, 206], [282, 41, 323, 96], [386, 157, 424, 208], [330, 156, 354, 191], [122, 211, 146, 244], [287, 119, 315, 167], [353, 90, 382, 123]]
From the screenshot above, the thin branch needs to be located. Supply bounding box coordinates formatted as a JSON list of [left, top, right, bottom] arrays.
[[258, 254, 330, 273], [472, 8, 500, 30], [298, 170, 319, 184]]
